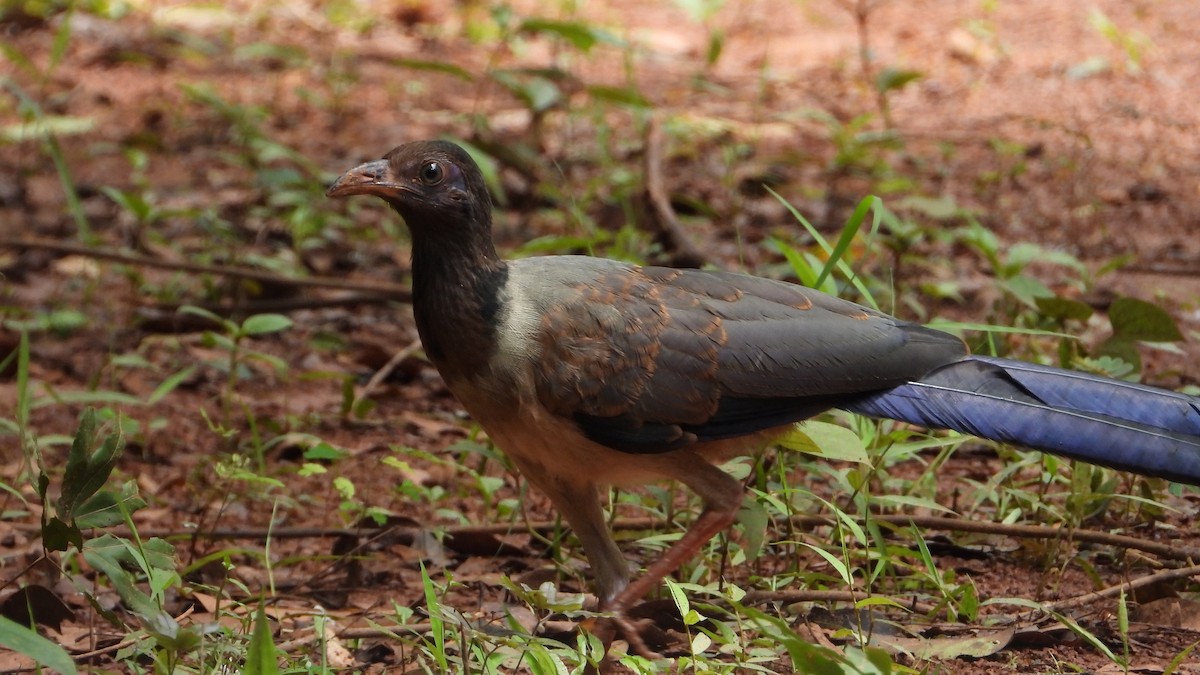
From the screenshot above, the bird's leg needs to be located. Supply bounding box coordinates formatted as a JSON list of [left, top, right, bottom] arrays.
[[521, 474, 633, 658], [602, 456, 745, 656], [602, 505, 738, 612], [520, 455, 744, 658], [518, 469, 632, 601]]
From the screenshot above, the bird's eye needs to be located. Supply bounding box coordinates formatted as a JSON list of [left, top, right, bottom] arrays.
[[419, 161, 444, 185]]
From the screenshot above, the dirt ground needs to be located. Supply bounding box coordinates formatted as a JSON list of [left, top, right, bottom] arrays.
[[2, 0, 1200, 672]]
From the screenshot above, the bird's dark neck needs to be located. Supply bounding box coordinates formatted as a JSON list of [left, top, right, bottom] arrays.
[[409, 232, 508, 381]]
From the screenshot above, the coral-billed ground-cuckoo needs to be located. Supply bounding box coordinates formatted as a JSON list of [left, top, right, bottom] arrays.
[[328, 140, 1200, 649]]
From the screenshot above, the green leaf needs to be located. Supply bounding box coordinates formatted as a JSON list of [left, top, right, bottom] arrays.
[[896, 194, 960, 220], [705, 29, 724, 66], [519, 18, 617, 52], [245, 603, 280, 675], [392, 58, 475, 81], [586, 84, 650, 109], [1, 115, 95, 142], [769, 189, 883, 304], [777, 421, 869, 464], [233, 42, 307, 67], [664, 578, 690, 622], [15, 331, 30, 438], [99, 186, 152, 221], [74, 481, 146, 529], [1165, 641, 1198, 675], [1004, 242, 1087, 277], [771, 237, 819, 289], [489, 70, 562, 113], [303, 442, 346, 461], [140, 538, 178, 573], [333, 476, 355, 501], [32, 390, 143, 409], [998, 274, 1052, 308], [1096, 337, 1141, 372], [1035, 296, 1094, 322], [45, 309, 88, 335], [147, 366, 196, 405], [177, 304, 235, 333], [1108, 297, 1184, 342], [86, 533, 177, 578], [59, 409, 124, 523], [0, 616, 77, 674], [737, 497, 769, 561], [875, 67, 922, 93], [240, 313, 293, 336], [817, 195, 875, 290], [42, 516, 81, 553], [82, 537, 175, 630]]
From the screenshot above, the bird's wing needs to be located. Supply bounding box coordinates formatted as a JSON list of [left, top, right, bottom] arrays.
[[510, 258, 966, 453]]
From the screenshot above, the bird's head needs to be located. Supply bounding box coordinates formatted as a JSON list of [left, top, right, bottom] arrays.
[[326, 140, 493, 233]]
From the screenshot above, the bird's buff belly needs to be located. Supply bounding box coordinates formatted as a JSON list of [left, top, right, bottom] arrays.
[[451, 380, 780, 491]]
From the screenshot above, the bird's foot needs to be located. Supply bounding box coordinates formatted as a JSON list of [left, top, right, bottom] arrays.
[[581, 609, 663, 660], [611, 610, 663, 659]]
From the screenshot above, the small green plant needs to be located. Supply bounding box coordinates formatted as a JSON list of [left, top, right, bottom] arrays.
[[11, 406, 196, 672], [177, 306, 293, 425], [100, 149, 193, 248], [801, 111, 908, 198]]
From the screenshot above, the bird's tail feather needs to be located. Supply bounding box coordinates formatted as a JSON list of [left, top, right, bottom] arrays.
[[845, 355, 1200, 486]]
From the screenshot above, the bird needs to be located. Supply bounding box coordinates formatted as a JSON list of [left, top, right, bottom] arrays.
[[328, 139, 1200, 651]]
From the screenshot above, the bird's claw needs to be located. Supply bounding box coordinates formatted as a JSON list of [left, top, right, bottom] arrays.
[[611, 611, 663, 659], [580, 609, 663, 660]]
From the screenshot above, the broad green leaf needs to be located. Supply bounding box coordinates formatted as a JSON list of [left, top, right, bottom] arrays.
[[233, 42, 307, 66], [59, 409, 124, 523], [586, 84, 650, 109], [998, 274, 1052, 308], [74, 481, 146, 529], [240, 313, 293, 336], [246, 603, 280, 675], [82, 538, 175, 631], [1096, 338, 1140, 371], [875, 67, 922, 93], [1006, 242, 1087, 275], [1035, 295, 1094, 322], [0, 616, 77, 674], [490, 70, 562, 113], [1109, 297, 1183, 342], [519, 18, 617, 52], [777, 421, 869, 464], [42, 516, 81, 553], [303, 442, 346, 461]]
